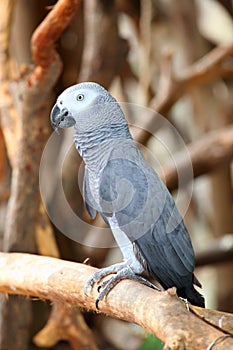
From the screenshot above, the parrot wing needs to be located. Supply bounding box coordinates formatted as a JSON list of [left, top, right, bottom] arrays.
[[99, 144, 196, 288]]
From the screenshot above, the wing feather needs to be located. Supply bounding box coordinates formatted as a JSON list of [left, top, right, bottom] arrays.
[[98, 144, 195, 289]]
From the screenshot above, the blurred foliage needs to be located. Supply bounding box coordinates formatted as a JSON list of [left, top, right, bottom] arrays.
[[138, 334, 164, 350]]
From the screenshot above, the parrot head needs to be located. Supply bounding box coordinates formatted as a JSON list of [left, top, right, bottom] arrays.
[[50, 82, 124, 133]]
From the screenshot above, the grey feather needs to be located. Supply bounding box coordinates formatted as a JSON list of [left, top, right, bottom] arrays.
[[83, 169, 97, 219]]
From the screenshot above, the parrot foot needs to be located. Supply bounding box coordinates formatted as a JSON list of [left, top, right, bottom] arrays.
[[83, 261, 128, 298], [83, 262, 160, 309]]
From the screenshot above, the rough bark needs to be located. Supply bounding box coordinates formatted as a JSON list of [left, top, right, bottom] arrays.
[[0, 252, 232, 350]]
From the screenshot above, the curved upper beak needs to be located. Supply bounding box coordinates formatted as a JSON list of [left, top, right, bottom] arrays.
[[50, 104, 61, 133], [50, 104, 76, 134]]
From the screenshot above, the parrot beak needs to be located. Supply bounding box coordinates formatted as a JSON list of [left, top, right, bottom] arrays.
[[50, 104, 61, 134], [50, 104, 76, 134]]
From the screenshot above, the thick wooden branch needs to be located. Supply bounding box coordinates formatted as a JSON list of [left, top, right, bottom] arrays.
[[0, 252, 233, 350], [30, 0, 83, 83]]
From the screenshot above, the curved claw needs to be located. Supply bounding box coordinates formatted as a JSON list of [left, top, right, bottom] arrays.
[[83, 278, 95, 296], [97, 269, 161, 309], [83, 262, 128, 296], [83, 262, 161, 309], [95, 297, 101, 309]]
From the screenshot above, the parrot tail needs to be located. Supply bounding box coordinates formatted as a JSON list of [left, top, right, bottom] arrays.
[[177, 286, 205, 308]]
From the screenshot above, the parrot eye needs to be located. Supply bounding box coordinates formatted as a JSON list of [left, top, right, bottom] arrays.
[[76, 94, 84, 101]]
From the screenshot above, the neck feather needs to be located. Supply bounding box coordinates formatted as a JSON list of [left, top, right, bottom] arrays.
[[74, 123, 132, 171]]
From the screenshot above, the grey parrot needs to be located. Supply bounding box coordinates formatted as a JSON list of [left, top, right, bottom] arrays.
[[50, 82, 205, 308]]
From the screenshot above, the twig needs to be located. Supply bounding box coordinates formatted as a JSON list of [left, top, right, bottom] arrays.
[[0, 252, 233, 350]]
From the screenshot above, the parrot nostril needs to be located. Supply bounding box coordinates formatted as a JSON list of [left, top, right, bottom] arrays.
[[59, 109, 69, 123]]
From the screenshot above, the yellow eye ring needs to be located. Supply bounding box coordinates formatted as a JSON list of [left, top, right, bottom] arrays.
[[76, 94, 84, 101]]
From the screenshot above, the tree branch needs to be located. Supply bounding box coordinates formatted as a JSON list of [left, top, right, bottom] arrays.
[[33, 301, 98, 350], [0, 252, 233, 349], [152, 44, 233, 115], [136, 44, 233, 145], [178, 44, 233, 85], [29, 0, 83, 84], [159, 125, 233, 191]]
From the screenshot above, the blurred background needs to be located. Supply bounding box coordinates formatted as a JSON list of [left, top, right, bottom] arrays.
[[0, 0, 232, 349]]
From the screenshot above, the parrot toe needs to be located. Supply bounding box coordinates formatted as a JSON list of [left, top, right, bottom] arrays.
[[84, 263, 160, 309], [83, 261, 129, 297]]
